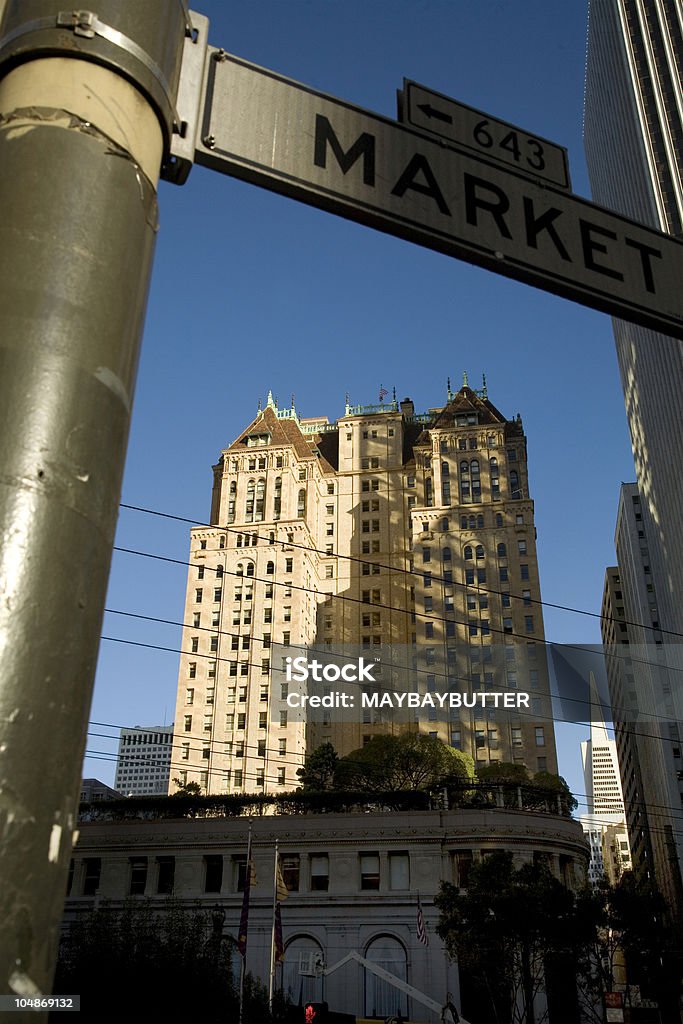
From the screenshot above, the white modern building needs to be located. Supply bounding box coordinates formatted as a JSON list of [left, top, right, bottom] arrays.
[[114, 724, 174, 797]]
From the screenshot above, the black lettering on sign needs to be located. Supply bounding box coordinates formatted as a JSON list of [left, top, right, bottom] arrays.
[[463, 174, 512, 240], [625, 238, 662, 294], [391, 154, 451, 215], [313, 114, 375, 186], [523, 197, 571, 261], [579, 220, 623, 281]]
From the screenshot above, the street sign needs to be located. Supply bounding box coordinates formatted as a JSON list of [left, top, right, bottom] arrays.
[[399, 80, 571, 190], [194, 51, 683, 340]]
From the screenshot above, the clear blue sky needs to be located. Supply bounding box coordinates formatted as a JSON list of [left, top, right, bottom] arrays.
[[89, 0, 633, 807]]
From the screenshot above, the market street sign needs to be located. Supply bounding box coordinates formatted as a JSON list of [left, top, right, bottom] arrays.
[[399, 79, 571, 190], [193, 50, 683, 339]]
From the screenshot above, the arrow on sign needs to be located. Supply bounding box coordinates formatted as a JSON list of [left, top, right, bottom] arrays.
[[417, 102, 453, 125]]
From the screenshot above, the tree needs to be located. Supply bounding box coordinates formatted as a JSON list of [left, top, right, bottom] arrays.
[[333, 733, 473, 794], [171, 777, 203, 797], [52, 899, 286, 1023], [296, 742, 339, 791], [528, 771, 578, 814], [436, 851, 576, 1024]]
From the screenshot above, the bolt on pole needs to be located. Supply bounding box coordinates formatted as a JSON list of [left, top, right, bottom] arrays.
[[0, 1, 188, 1012]]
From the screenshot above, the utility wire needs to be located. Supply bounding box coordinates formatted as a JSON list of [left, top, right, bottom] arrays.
[[119, 501, 678, 641]]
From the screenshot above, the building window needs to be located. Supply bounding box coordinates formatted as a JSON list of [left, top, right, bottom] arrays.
[[360, 853, 380, 890], [535, 727, 545, 747], [520, 564, 530, 580], [454, 851, 473, 888], [389, 853, 410, 890], [82, 858, 102, 896], [281, 854, 300, 891], [310, 854, 329, 891], [156, 857, 175, 895], [128, 857, 148, 897], [204, 855, 223, 894]]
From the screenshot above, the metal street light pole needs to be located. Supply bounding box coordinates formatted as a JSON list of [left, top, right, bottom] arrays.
[[0, 2, 187, 1012]]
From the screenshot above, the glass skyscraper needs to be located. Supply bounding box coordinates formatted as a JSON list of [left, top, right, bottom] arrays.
[[585, 0, 683, 918]]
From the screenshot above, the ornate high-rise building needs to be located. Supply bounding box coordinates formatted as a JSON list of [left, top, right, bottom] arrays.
[[169, 383, 557, 795]]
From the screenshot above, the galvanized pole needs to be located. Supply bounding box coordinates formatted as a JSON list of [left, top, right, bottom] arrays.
[[0, 1, 187, 1012]]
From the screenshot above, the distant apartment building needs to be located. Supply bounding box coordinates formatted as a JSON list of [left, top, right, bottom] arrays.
[[79, 778, 120, 802], [169, 382, 557, 796], [601, 484, 683, 911], [114, 724, 174, 797]]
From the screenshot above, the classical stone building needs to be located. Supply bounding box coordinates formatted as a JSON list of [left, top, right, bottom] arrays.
[[64, 803, 587, 1020], [169, 383, 557, 796]]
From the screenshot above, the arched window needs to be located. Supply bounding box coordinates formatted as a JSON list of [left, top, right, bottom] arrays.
[[442, 547, 452, 562], [236, 534, 243, 548], [495, 513, 504, 527], [266, 561, 275, 575], [470, 459, 480, 476], [297, 489, 306, 518], [216, 564, 224, 578], [468, 515, 476, 529], [464, 546, 473, 561], [364, 936, 408, 1019], [282, 936, 324, 1005], [236, 563, 244, 576], [460, 460, 469, 476], [273, 477, 282, 521], [476, 515, 484, 529], [475, 545, 484, 560], [245, 479, 255, 522], [229, 480, 237, 495], [255, 479, 266, 522], [219, 535, 226, 548], [246, 563, 255, 577], [490, 457, 498, 474], [460, 516, 467, 529], [497, 543, 507, 558], [510, 470, 521, 499], [440, 517, 449, 532], [441, 461, 450, 476]]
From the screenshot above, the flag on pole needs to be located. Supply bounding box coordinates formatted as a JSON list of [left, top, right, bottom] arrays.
[[379, 386, 389, 401], [276, 855, 289, 901], [416, 894, 429, 947], [237, 853, 257, 958], [274, 902, 285, 963]]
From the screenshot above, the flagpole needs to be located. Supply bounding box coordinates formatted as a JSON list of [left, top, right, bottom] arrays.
[[268, 839, 279, 1011], [238, 824, 253, 1024]]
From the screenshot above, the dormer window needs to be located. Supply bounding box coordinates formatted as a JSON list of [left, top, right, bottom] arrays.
[[246, 433, 271, 447]]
